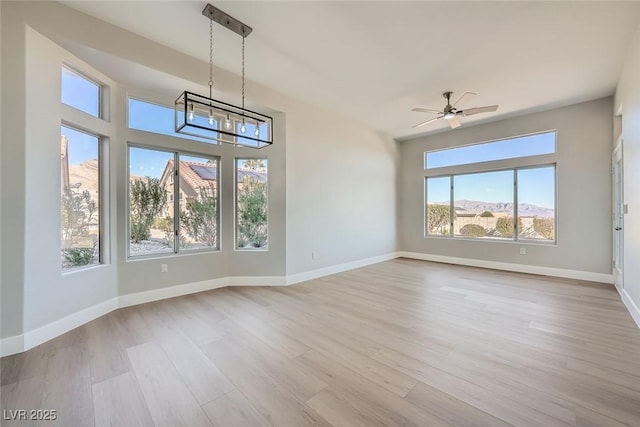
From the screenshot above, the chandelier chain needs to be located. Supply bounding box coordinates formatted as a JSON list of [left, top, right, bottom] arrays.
[[208, 12, 214, 98], [241, 29, 246, 111]]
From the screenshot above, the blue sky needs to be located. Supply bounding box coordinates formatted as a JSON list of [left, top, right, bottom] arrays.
[[62, 125, 98, 165], [426, 132, 555, 168], [427, 166, 555, 208], [62, 67, 100, 117]]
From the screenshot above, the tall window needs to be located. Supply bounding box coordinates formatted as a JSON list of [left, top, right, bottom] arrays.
[[128, 145, 219, 257], [425, 131, 556, 242], [60, 126, 101, 269], [60, 65, 106, 271], [236, 159, 268, 249]]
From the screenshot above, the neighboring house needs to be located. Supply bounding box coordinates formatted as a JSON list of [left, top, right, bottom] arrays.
[[159, 159, 218, 217]]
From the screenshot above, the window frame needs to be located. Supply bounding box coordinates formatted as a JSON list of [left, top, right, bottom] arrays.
[[60, 62, 109, 273], [234, 157, 269, 251], [425, 130, 557, 170], [126, 143, 221, 260], [61, 64, 104, 119], [60, 124, 104, 271], [424, 130, 558, 245]]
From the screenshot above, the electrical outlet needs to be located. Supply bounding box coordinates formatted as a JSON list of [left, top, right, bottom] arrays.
[[161, 264, 168, 273], [519, 248, 526, 255]]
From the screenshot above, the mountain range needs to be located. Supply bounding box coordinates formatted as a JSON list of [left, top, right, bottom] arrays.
[[450, 199, 554, 218]]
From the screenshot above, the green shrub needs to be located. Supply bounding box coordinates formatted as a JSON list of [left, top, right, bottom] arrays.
[[480, 211, 494, 217], [426, 204, 454, 234], [495, 216, 523, 237], [155, 215, 174, 242], [62, 247, 94, 266], [533, 218, 554, 240], [130, 177, 167, 243], [237, 161, 268, 248], [460, 223, 486, 237], [182, 186, 217, 247]]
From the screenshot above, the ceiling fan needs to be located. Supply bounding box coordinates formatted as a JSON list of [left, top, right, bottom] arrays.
[[412, 91, 499, 129]]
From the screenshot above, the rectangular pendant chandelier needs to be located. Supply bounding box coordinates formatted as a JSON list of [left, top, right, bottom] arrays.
[[175, 4, 273, 149], [175, 91, 273, 148]]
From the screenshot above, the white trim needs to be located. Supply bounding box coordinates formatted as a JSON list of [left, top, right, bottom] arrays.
[[286, 252, 400, 285], [399, 251, 614, 284], [619, 288, 640, 328], [22, 297, 118, 355], [227, 276, 286, 286], [118, 276, 286, 308], [118, 277, 229, 308], [0, 335, 24, 357], [1, 275, 285, 356]]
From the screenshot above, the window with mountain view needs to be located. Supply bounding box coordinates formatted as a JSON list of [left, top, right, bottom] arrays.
[[236, 159, 268, 249], [454, 170, 514, 239], [517, 166, 556, 241], [61, 126, 101, 270], [424, 131, 556, 242]]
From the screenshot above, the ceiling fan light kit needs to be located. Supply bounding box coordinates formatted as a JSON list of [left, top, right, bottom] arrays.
[[412, 91, 498, 130], [175, 3, 273, 148]]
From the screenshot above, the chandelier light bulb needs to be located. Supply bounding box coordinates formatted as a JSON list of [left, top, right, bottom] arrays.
[[188, 103, 195, 122], [240, 121, 246, 133], [255, 126, 260, 137], [225, 115, 232, 130], [208, 110, 215, 126]]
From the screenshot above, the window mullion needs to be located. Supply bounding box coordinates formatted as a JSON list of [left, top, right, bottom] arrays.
[[173, 152, 180, 253], [513, 169, 518, 241], [449, 175, 454, 237]]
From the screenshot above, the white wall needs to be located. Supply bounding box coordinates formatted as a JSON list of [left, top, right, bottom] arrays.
[[1, 7, 27, 342], [615, 26, 640, 323], [398, 98, 613, 278], [0, 1, 397, 349], [285, 106, 397, 275], [22, 28, 120, 334]]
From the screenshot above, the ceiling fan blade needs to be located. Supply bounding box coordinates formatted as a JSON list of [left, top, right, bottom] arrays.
[[412, 116, 443, 128], [452, 91, 476, 107], [462, 105, 499, 116], [448, 116, 461, 129], [412, 107, 444, 114]]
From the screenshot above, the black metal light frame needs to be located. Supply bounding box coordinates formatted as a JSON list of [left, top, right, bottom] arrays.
[[175, 91, 273, 148]]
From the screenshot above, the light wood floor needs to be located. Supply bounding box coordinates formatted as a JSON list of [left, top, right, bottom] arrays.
[[2, 258, 640, 426]]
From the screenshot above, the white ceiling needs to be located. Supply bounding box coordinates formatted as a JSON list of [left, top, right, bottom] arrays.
[[62, 1, 640, 140]]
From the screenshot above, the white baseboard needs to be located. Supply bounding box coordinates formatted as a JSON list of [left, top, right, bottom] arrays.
[[119, 277, 230, 308], [398, 251, 614, 284], [619, 288, 640, 328], [1, 275, 286, 357], [22, 297, 118, 353], [286, 252, 400, 285], [227, 276, 286, 286], [118, 276, 286, 309], [0, 335, 24, 357]]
